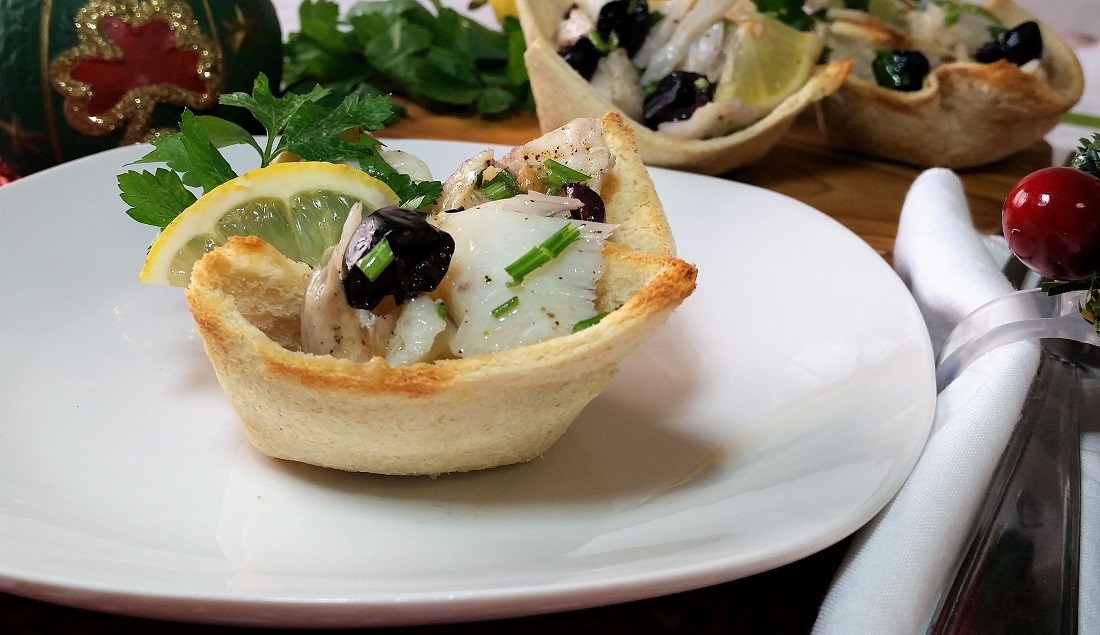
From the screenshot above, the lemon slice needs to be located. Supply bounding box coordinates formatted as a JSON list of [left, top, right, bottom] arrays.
[[867, 0, 907, 28], [714, 14, 825, 112], [489, 0, 517, 23], [139, 162, 399, 287]]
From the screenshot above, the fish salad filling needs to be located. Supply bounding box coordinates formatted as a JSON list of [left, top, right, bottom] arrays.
[[300, 121, 618, 365], [553, 0, 826, 139], [813, 0, 1048, 92]]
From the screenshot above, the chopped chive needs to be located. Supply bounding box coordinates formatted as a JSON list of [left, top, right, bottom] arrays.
[[588, 29, 619, 54], [355, 237, 394, 282], [482, 169, 519, 200], [436, 300, 448, 319], [505, 223, 582, 287], [540, 159, 590, 195], [491, 295, 520, 318], [543, 222, 582, 254], [505, 250, 550, 287], [572, 312, 608, 333]]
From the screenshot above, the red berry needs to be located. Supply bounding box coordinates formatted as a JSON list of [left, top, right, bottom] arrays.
[[1002, 166, 1100, 281]]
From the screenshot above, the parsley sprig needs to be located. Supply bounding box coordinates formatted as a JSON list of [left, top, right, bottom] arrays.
[[284, 0, 533, 116], [118, 73, 442, 228]]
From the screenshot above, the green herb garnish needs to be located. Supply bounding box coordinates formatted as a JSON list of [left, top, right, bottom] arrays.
[[572, 313, 608, 332], [118, 73, 442, 228], [118, 168, 198, 227], [482, 169, 520, 200], [1070, 133, 1100, 179], [939, 2, 1001, 27], [752, 0, 816, 30], [284, 0, 533, 116], [588, 29, 620, 54], [436, 299, 449, 319], [539, 159, 590, 196], [491, 295, 520, 318], [505, 223, 583, 287], [356, 238, 396, 281]]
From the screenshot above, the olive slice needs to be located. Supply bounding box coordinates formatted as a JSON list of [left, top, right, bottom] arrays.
[[560, 37, 601, 80], [872, 49, 930, 92], [643, 71, 715, 129], [341, 206, 455, 311], [561, 182, 606, 223], [596, 0, 653, 57], [974, 21, 1043, 66]]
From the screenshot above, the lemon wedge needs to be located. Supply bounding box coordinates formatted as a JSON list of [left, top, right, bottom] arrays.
[[483, 0, 517, 23], [867, 0, 907, 28], [139, 162, 399, 287], [714, 14, 825, 112]]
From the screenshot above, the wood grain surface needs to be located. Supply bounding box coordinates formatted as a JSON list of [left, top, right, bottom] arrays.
[[0, 106, 1051, 634]]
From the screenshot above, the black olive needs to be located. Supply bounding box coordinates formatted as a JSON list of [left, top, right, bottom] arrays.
[[560, 37, 601, 80], [871, 49, 930, 92], [561, 182, 606, 223], [596, 0, 653, 58], [998, 21, 1043, 66], [973, 41, 1005, 64], [341, 206, 455, 311], [643, 71, 715, 129]]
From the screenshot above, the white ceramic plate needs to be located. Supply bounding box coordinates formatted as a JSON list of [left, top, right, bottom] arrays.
[[0, 139, 935, 627]]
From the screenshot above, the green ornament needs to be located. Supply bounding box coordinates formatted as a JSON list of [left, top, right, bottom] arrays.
[[0, 0, 283, 176]]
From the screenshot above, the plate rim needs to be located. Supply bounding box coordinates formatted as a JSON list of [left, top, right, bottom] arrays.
[[0, 138, 935, 627]]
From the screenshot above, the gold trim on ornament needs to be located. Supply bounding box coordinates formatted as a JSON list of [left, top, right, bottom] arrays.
[[48, 0, 223, 146], [39, 0, 65, 163], [198, 0, 227, 96]]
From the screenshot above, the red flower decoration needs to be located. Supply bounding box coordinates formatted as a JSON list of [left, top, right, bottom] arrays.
[[0, 158, 20, 186], [49, 0, 220, 145], [70, 17, 206, 116]]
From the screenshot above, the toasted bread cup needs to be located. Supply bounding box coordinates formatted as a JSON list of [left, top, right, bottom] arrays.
[[815, 0, 1084, 168], [184, 114, 697, 475], [516, 0, 852, 175]]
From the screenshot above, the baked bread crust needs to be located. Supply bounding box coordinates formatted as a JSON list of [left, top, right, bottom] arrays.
[[516, 0, 852, 175], [815, 0, 1084, 168], [184, 114, 698, 475]]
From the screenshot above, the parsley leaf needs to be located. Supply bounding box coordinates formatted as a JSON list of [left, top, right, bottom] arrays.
[[220, 73, 330, 164], [356, 145, 443, 211], [128, 111, 238, 192], [117, 72, 443, 228], [178, 109, 238, 193], [284, 0, 533, 116], [279, 93, 395, 160], [118, 168, 197, 228]]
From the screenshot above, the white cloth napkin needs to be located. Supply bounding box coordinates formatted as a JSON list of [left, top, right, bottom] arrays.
[[812, 169, 1043, 634]]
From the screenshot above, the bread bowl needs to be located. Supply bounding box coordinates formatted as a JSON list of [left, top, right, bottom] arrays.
[[815, 0, 1084, 168], [184, 113, 698, 475], [516, 0, 852, 175]]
